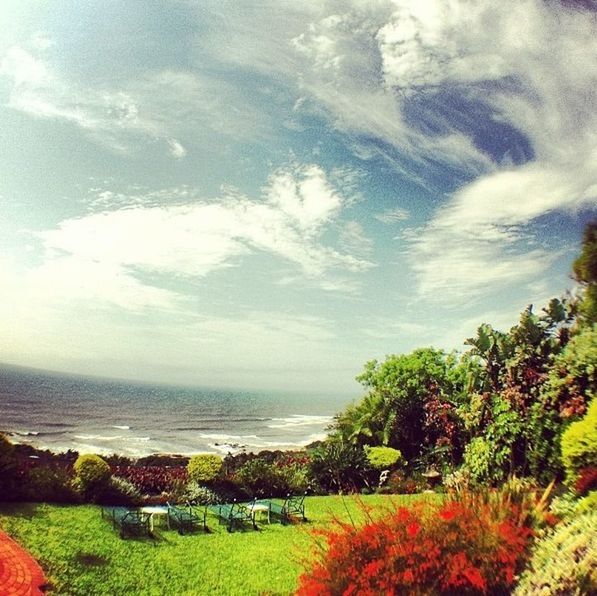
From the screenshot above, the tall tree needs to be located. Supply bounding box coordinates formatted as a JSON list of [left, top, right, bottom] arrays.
[[573, 221, 597, 325]]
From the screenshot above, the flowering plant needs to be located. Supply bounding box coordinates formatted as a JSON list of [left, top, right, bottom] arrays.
[[297, 493, 533, 595]]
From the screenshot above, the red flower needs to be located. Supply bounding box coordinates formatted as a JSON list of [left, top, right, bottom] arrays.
[[406, 521, 420, 537]]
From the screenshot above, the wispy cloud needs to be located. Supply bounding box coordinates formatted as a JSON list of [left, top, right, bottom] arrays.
[[339, 221, 374, 257], [189, 1, 595, 307], [22, 164, 374, 312], [396, 1, 597, 304], [0, 45, 271, 157], [374, 207, 410, 224]]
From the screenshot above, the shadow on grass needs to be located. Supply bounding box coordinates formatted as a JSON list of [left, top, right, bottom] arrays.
[[0, 502, 43, 519], [73, 552, 110, 567]]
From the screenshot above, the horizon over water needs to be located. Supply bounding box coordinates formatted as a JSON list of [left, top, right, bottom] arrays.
[[0, 363, 355, 457]]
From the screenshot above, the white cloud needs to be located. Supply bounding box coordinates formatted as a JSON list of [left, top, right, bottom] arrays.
[[22, 164, 374, 312], [339, 221, 374, 257], [377, 1, 509, 91], [0, 45, 49, 86], [0, 47, 271, 156], [191, 2, 595, 307], [166, 138, 187, 159], [374, 207, 410, 224], [397, 0, 597, 304]]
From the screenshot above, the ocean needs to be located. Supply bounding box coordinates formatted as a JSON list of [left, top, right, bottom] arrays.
[[0, 365, 354, 457]]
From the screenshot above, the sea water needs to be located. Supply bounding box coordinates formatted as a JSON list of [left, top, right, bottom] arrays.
[[0, 365, 353, 457]]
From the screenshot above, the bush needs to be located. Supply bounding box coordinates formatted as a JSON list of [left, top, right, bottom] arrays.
[[576, 490, 597, 515], [443, 468, 473, 494], [561, 398, 597, 483], [377, 471, 427, 495], [73, 454, 112, 501], [308, 442, 371, 493], [0, 434, 18, 499], [298, 494, 532, 595], [25, 465, 80, 503], [73, 454, 111, 486], [462, 436, 493, 483], [187, 455, 222, 484], [364, 446, 402, 470], [549, 492, 578, 520], [235, 459, 293, 498], [95, 476, 142, 506], [184, 481, 220, 505], [515, 510, 596, 595], [113, 465, 188, 495]]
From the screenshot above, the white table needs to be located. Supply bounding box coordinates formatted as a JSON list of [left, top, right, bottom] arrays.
[[251, 503, 270, 524], [141, 506, 170, 530]]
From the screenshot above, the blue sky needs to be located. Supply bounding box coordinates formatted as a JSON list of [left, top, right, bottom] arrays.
[[0, 0, 595, 394]]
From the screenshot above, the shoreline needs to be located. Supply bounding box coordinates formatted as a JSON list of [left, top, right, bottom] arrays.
[[6, 431, 327, 459], [9, 435, 321, 466]]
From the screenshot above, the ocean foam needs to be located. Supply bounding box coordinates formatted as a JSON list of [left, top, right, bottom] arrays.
[[268, 414, 333, 429]]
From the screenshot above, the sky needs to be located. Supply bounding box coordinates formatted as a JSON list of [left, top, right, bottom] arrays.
[[0, 0, 596, 395]]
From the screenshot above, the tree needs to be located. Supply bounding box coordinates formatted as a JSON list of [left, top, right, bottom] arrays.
[[334, 348, 467, 462], [573, 221, 597, 325]]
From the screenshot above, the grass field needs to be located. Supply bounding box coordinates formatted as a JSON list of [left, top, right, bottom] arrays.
[[0, 495, 431, 595]]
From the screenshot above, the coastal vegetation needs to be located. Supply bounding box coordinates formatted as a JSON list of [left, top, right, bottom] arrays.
[[0, 222, 595, 594]]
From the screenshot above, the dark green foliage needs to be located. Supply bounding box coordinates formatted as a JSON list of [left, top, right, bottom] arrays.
[[23, 465, 80, 503], [183, 482, 219, 504], [308, 442, 371, 493], [462, 394, 525, 484], [95, 476, 142, 506], [573, 221, 597, 325], [0, 434, 18, 499], [235, 456, 308, 498]]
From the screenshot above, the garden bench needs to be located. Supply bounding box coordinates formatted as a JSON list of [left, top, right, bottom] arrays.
[[103, 507, 152, 538], [257, 494, 307, 524], [207, 499, 257, 532], [167, 503, 207, 534]]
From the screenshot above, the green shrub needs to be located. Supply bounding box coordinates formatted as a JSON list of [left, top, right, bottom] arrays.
[[235, 459, 293, 498], [576, 490, 597, 515], [443, 468, 473, 494], [549, 492, 578, 520], [25, 466, 80, 503], [515, 510, 597, 595], [187, 454, 222, 484], [365, 446, 402, 470], [462, 437, 493, 483], [308, 442, 371, 493], [73, 454, 112, 501], [183, 481, 220, 505], [561, 398, 597, 483], [96, 476, 142, 506]]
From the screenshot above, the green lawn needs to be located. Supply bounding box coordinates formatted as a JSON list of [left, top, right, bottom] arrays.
[[0, 495, 431, 595]]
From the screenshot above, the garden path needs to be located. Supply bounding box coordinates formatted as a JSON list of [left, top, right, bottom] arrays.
[[0, 529, 47, 595]]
